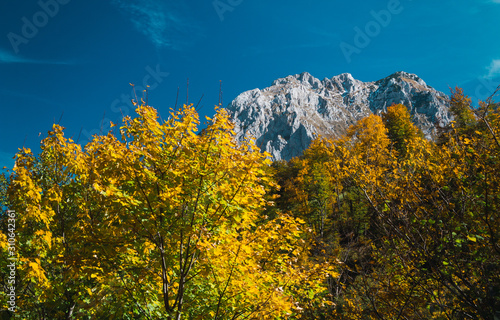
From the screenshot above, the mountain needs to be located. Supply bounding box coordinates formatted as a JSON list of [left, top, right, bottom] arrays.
[[227, 71, 451, 161]]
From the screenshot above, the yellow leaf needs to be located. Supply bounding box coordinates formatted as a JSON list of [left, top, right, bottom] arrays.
[[467, 235, 477, 242]]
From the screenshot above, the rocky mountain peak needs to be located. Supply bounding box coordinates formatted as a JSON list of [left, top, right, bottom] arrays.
[[228, 72, 451, 161], [376, 71, 429, 90]]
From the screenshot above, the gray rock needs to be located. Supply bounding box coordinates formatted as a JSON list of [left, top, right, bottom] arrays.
[[227, 71, 451, 161]]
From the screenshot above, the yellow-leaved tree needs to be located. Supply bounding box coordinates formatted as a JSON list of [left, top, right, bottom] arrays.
[[271, 97, 500, 319], [0, 103, 336, 319]]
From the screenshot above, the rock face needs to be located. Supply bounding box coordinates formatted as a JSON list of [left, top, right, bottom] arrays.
[[227, 71, 451, 161]]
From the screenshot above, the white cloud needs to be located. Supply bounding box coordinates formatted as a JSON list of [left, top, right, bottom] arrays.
[[0, 48, 72, 65], [486, 59, 500, 79], [111, 0, 201, 50]]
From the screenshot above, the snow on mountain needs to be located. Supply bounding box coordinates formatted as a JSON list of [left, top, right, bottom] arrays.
[[227, 71, 451, 161]]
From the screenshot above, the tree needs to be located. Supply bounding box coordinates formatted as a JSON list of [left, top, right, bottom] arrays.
[[382, 103, 424, 158], [449, 87, 477, 131], [1, 103, 336, 319], [343, 97, 500, 319], [273, 96, 500, 319]]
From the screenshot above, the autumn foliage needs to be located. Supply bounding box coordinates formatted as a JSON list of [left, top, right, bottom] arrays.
[[1, 87, 500, 319], [0, 104, 335, 319], [273, 93, 500, 319]]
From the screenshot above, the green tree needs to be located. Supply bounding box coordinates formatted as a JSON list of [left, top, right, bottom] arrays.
[[382, 103, 423, 158], [449, 87, 477, 131]]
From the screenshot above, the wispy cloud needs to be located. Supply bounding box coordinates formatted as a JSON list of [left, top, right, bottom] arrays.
[[0, 48, 73, 65], [0, 88, 63, 107], [0, 49, 44, 64], [486, 59, 500, 79], [111, 0, 202, 50]]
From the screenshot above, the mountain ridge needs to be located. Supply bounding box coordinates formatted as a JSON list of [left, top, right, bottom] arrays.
[[227, 71, 451, 161]]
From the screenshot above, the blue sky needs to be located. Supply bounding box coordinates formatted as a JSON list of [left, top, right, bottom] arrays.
[[1, 0, 500, 170]]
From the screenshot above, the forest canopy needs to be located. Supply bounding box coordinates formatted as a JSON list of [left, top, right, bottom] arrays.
[[1, 87, 500, 319]]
